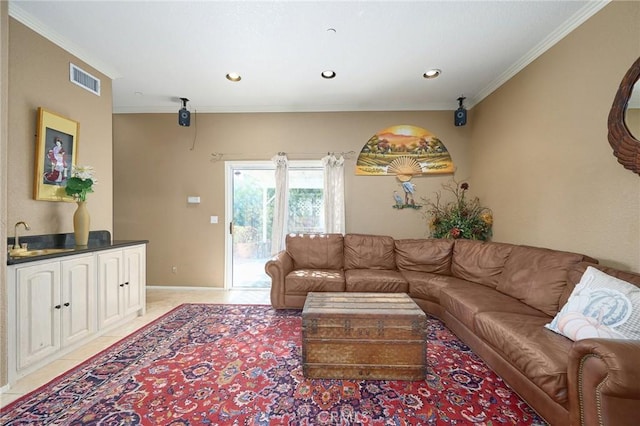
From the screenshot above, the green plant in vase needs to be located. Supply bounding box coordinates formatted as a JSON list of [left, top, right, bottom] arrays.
[[65, 165, 96, 246], [65, 165, 96, 201]]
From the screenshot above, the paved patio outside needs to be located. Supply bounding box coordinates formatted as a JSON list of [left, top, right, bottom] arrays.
[[233, 257, 271, 288]]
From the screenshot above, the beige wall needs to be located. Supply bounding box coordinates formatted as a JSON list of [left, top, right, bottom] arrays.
[[113, 2, 640, 286], [113, 111, 472, 287], [1, 0, 9, 389], [470, 1, 640, 271], [7, 19, 113, 236], [1, 19, 114, 388]]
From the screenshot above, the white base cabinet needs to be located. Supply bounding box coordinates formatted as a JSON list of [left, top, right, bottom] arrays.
[[15, 261, 61, 371], [7, 244, 146, 385], [97, 249, 124, 329], [61, 255, 97, 347], [123, 246, 145, 316], [97, 246, 146, 329]]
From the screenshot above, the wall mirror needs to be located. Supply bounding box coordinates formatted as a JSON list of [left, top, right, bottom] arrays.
[[608, 56, 640, 175], [625, 80, 640, 140]]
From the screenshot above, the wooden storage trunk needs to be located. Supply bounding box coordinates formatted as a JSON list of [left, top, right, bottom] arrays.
[[301, 292, 427, 381]]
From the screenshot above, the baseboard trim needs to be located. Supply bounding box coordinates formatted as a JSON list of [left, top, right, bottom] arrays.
[[146, 285, 269, 292], [146, 285, 226, 291]]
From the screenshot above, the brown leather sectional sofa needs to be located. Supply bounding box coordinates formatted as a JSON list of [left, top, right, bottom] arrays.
[[265, 233, 640, 426]]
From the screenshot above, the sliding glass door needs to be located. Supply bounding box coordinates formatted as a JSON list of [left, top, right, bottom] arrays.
[[225, 161, 323, 289]]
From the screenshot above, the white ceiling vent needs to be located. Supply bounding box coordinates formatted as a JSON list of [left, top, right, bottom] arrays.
[[70, 63, 100, 96]]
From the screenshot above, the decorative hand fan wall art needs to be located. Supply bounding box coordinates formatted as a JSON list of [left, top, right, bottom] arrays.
[[355, 125, 455, 181]]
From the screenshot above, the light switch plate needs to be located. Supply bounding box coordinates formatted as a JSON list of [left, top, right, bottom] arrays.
[[210, 216, 218, 224]]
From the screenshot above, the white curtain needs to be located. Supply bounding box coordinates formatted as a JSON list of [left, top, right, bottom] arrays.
[[270, 153, 289, 254], [322, 153, 345, 234]]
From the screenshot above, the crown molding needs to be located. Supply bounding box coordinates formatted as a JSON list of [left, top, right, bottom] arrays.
[[8, 2, 121, 79], [112, 102, 455, 114], [471, 0, 611, 107]]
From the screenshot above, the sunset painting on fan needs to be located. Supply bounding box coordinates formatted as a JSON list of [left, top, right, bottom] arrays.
[[355, 125, 454, 177]]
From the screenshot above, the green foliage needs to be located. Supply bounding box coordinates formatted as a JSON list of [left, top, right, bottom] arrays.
[[233, 225, 259, 244], [421, 179, 493, 241], [65, 177, 94, 201], [232, 175, 323, 241], [64, 165, 96, 202], [233, 174, 266, 233]]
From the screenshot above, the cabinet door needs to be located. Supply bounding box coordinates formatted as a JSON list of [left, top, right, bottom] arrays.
[[97, 250, 124, 329], [123, 246, 145, 316], [15, 263, 61, 370], [61, 255, 96, 347]]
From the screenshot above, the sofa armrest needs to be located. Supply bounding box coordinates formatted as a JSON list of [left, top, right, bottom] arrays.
[[265, 250, 294, 309], [568, 338, 640, 426]]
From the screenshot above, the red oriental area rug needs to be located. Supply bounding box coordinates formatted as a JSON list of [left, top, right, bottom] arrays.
[[1, 304, 546, 425]]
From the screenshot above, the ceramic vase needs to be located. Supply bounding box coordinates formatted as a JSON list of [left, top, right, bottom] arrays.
[[73, 201, 90, 247]]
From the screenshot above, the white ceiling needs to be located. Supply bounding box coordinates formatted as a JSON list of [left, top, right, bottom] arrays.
[[9, 0, 610, 114]]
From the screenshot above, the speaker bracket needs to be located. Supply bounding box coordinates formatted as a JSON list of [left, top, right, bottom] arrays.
[[178, 97, 191, 127], [454, 95, 467, 127]]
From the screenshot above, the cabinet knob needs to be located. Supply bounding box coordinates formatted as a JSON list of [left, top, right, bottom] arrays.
[[125, 282, 130, 286], [54, 305, 61, 309], [119, 283, 125, 287], [63, 302, 70, 307]]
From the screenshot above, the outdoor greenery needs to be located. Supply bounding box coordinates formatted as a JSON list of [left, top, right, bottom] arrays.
[[232, 174, 323, 244]]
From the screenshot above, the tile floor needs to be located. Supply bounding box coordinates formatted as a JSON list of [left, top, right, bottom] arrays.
[[0, 287, 271, 409]]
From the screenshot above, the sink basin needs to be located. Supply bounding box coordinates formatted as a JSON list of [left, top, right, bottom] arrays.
[[9, 248, 74, 258]]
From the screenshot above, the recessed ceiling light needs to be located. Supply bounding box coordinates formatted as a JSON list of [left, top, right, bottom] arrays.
[[423, 69, 441, 79], [226, 72, 241, 82], [321, 70, 336, 79]]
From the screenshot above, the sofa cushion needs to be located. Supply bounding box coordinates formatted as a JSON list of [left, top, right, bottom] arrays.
[[546, 266, 640, 341], [497, 245, 593, 317], [562, 262, 640, 308], [450, 239, 514, 288], [474, 311, 573, 405], [345, 269, 408, 293], [395, 238, 454, 275], [440, 283, 549, 332], [402, 271, 469, 303], [344, 234, 396, 270], [285, 269, 345, 295], [286, 233, 344, 270]]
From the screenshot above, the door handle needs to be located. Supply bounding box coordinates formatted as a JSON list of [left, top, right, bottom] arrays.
[[229, 221, 233, 234]]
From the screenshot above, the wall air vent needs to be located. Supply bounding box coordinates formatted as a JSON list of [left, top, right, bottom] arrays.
[[69, 63, 101, 96]]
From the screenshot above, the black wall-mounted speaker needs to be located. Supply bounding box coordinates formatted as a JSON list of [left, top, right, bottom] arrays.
[[178, 108, 191, 127], [454, 107, 467, 127]]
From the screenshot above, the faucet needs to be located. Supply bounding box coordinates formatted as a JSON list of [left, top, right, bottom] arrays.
[[13, 221, 31, 250]]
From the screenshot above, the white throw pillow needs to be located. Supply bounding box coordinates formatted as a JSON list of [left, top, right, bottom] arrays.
[[545, 266, 640, 341]]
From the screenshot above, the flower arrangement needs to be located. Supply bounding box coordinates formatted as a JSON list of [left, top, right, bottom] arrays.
[[65, 165, 96, 202], [422, 179, 493, 241]]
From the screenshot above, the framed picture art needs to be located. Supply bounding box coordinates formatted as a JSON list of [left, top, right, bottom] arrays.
[[33, 107, 79, 201]]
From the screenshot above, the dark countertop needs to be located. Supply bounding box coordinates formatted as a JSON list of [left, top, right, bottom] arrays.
[[7, 230, 148, 265]]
